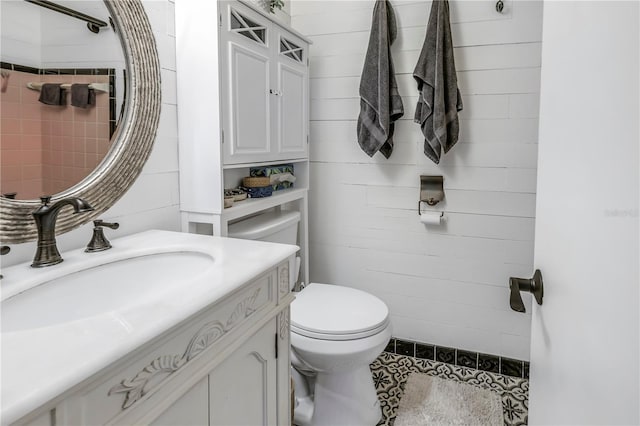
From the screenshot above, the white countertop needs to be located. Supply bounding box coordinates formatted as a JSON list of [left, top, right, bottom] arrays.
[[1, 230, 298, 424]]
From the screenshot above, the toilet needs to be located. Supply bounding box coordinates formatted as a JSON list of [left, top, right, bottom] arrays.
[[228, 210, 392, 426]]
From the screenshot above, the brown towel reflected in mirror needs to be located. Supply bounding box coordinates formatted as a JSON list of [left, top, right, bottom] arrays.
[[38, 83, 67, 106], [71, 84, 96, 108]]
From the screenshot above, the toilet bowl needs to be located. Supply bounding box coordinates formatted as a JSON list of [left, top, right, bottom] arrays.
[[290, 283, 391, 426], [228, 210, 392, 426]]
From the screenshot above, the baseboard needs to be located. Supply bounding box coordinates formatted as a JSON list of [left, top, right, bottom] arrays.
[[384, 337, 530, 379]]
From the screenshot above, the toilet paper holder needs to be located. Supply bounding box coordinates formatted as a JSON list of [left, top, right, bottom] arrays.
[[418, 175, 444, 214]]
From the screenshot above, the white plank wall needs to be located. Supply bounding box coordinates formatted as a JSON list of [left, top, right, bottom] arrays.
[[291, 0, 542, 360]]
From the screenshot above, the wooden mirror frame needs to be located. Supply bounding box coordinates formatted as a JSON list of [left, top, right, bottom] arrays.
[[0, 0, 161, 244]]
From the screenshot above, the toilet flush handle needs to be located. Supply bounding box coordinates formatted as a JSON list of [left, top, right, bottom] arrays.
[[509, 270, 544, 313]]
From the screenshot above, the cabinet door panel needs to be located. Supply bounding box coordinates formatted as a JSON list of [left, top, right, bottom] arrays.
[[209, 320, 277, 426], [150, 378, 209, 426], [226, 42, 271, 163], [278, 63, 307, 157]]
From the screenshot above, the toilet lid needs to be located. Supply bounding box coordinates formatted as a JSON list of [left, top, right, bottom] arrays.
[[291, 283, 390, 341]]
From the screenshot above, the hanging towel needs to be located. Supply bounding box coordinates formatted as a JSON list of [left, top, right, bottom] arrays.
[[357, 0, 404, 159], [413, 0, 463, 164], [70, 84, 96, 108], [38, 83, 66, 106]]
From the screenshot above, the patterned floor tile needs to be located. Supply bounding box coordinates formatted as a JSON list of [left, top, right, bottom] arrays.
[[371, 352, 529, 426]]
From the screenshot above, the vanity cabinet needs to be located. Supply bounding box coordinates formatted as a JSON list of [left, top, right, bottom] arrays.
[[176, 0, 311, 286], [12, 259, 293, 426], [153, 318, 283, 426]]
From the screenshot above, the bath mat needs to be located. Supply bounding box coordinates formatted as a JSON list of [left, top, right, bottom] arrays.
[[394, 373, 503, 425]]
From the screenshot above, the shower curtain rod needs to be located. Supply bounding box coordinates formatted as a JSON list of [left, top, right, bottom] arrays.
[[24, 0, 108, 34]]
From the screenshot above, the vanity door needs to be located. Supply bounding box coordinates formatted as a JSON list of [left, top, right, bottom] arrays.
[[150, 378, 209, 426], [209, 319, 278, 425]]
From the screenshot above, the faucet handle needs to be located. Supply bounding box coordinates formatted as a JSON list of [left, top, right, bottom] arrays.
[[1, 245, 9, 279], [85, 220, 119, 253], [40, 195, 52, 205], [94, 220, 119, 230]]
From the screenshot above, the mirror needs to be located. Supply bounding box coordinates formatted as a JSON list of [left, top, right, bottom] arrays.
[[0, 0, 161, 243], [1, 0, 126, 200]]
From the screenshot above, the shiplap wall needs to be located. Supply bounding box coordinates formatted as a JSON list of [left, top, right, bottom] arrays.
[[3, 0, 181, 267], [291, 0, 542, 360]]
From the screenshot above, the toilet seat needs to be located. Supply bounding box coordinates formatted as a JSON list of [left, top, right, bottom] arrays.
[[291, 283, 390, 341]]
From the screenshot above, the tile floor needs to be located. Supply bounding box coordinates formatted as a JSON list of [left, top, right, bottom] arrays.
[[372, 351, 529, 426]]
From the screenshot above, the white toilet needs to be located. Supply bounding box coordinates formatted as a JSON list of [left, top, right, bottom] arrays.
[[228, 210, 392, 426]]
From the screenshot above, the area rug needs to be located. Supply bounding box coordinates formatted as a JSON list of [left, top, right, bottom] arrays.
[[394, 372, 504, 426]]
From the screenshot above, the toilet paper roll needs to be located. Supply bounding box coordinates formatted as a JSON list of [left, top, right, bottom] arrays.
[[420, 211, 443, 225]]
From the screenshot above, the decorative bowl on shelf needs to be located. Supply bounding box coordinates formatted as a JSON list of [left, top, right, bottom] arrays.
[[225, 188, 248, 202], [224, 196, 234, 208]]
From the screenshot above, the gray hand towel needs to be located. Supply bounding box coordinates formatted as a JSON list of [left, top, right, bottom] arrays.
[[70, 84, 96, 108], [38, 83, 66, 106], [357, 0, 404, 159], [413, 0, 463, 164]]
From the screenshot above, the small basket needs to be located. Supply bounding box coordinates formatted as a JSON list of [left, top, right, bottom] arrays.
[[224, 196, 234, 208], [245, 186, 273, 198], [242, 176, 271, 188], [225, 188, 248, 202]]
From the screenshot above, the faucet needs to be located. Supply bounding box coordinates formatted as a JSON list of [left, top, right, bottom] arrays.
[[1, 245, 9, 279], [31, 196, 94, 268]]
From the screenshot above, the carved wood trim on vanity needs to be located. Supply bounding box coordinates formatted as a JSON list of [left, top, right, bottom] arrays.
[[278, 310, 289, 341], [108, 288, 262, 409], [278, 263, 289, 299]]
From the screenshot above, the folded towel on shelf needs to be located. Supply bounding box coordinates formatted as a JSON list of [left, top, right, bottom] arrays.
[[38, 83, 66, 106], [70, 84, 96, 108], [357, 0, 404, 159], [413, 0, 463, 164]]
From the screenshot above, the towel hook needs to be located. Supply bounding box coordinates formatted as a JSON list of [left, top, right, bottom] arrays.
[[496, 0, 504, 13]]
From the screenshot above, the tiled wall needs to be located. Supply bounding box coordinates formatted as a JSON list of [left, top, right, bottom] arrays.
[[2, 0, 181, 267], [385, 337, 529, 379], [291, 1, 543, 360], [1, 68, 43, 199], [0, 66, 112, 199]]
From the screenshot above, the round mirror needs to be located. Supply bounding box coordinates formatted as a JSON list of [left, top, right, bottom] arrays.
[[0, 0, 161, 243]]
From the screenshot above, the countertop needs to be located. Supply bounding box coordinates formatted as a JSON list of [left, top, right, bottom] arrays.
[[1, 230, 298, 424]]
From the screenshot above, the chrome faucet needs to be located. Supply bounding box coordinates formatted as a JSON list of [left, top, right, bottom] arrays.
[[31, 196, 94, 268]]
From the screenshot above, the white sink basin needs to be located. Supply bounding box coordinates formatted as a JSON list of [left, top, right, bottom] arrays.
[[1, 251, 215, 333]]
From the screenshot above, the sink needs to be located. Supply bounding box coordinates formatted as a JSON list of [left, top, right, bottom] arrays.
[[1, 251, 215, 333]]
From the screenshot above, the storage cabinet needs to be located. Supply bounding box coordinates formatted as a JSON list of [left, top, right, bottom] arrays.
[[219, 1, 309, 165], [176, 0, 311, 287]]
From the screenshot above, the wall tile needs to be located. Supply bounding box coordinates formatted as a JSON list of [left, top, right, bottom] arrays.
[[435, 346, 456, 364], [415, 343, 435, 361], [395, 340, 415, 357], [478, 354, 501, 374], [456, 350, 478, 369]]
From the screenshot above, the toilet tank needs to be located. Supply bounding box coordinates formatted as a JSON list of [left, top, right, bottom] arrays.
[[228, 210, 300, 245]]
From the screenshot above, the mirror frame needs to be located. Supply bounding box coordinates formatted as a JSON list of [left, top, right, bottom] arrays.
[[0, 0, 161, 244]]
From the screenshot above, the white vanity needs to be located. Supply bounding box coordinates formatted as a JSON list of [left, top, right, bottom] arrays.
[[1, 230, 297, 425]]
